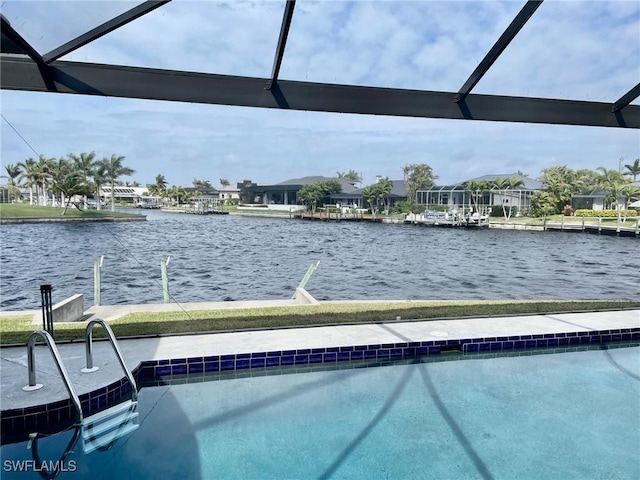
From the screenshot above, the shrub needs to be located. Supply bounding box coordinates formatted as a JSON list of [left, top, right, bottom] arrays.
[[574, 209, 638, 217]]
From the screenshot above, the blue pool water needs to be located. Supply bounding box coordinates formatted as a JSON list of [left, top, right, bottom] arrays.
[[2, 346, 639, 479]]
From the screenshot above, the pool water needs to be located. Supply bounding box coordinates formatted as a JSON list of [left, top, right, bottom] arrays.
[[2, 346, 639, 479]]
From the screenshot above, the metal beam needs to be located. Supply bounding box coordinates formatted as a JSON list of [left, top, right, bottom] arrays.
[[43, 0, 171, 63], [454, 0, 543, 103], [1, 56, 638, 128], [612, 83, 640, 113], [266, 0, 296, 90], [0, 15, 44, 64]]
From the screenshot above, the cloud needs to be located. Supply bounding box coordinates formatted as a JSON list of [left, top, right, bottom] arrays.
[[1, 0, 638, 189]]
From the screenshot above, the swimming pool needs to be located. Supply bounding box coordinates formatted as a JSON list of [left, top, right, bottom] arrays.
[[2, 344, 638, 479]]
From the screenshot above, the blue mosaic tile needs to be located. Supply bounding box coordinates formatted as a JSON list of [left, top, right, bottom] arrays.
[[536, 339, 548, 348], [490, 342, 502, 351], [311, 348, 325, 354], [266, 357, 280, 367], [295, 355, 309, 365], [465, 343, 479, 352], [633, 332, 640, 340], [521, 335, 532, 340], [555, 333, 566, 338], [251, 352, 266, 358], [566, 332, 577, 337], [204, 355, 220, 362], [236, 359, 250, 369], [368, 344, 381, 350], [204, 362, 219, 373], [446, 340, 459, 346], [577, 331, 589, 337], [514, 341, 525, 349], [395, 342, 408, 348], [267, 351, 281, 357], [580, 337, 592, 345], [158, 359, 170, 365], [621, 333, 632, 340], [188, 363, 203, 374], [220, 360, 235, 370], [502, 341, 514, 350], [484, 337, 497, 342], [364, 350, 377, 359], [416, 346, 428, 355], [569, 337, 580, 345], [377, 350, 390, 359], [558, 337, 569, 346], [323, 352, 337, 362], [171, 358, 186, 365], [390, 348, 403, 358], [237, 353, 251, 359], [600, 335, 612, 342], [350, 351, 363, 360], [281, 355, 294, 366], [497, 336, 508, 341], [326, 347, 339, 353], [408, 342, 420, 347], [508, 336, 520, 341], [341, 346, 355, 352], [297, 349, 311, 355], [172, 365, 187, 375], [525, 340, 537, 348], [382, 343, 394, 349], [337, 352, 350, 361], [547, 339, 559, 347], [428, 346, 441, 355], [156, 366, 171, 376], [422, 341, 434, 347], [532, 334, 543, 339], [435, 340, 447, 346], [221, 354, 235, 361], [251, 358, 266, 368], [479, 343, 491, 351], [403, 347, 416, 357], [543, 334, 555, 339], [309, 354, 323, 364], [187, 356, 203, 364]]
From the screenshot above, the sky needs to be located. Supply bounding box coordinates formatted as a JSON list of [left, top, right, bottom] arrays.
[[1, 0, 639, 189]]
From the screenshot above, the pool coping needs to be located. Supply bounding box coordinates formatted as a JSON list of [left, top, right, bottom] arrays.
[[2, 313, 639, 445]]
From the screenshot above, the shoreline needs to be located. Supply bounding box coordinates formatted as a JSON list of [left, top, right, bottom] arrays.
[[0, 215, 146, 225]]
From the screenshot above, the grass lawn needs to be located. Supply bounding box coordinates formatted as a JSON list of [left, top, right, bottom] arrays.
[[2, 299, 638, 346], [0, 204, 142, 219]]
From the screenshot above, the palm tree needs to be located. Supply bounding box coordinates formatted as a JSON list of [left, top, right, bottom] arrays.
[[18, 158, 37, 204], [155, 174, 168, 192], [376, 177, 393, 215], [623, 158, 640, 181], [92, 162, 108, 210], [361, 185, 380, 217], [70, 151, 96, 207], [34, 156, 55, 206], [99, 155, 136, 211], [3, 164, 23, 186], [51, 158, 90, 214]]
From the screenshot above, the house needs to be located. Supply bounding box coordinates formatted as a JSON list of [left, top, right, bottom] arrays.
[[219, 185, 240, 203], [333, 179, 407, 211], [416, 173, 543, 212], [240, 176, 359, 208], [571, 188, 608, 211]]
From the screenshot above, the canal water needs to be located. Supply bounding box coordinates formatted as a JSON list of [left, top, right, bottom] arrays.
[[1, 210, 638, 310]]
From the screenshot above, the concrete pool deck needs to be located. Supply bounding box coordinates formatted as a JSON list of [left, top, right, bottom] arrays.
[[1, 308, 638, 412]]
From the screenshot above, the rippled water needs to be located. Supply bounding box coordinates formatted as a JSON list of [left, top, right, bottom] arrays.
[[1, 210, 638, 310]]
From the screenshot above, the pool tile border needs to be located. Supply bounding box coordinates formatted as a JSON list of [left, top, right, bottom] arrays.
[[2, 327, 639, 444]]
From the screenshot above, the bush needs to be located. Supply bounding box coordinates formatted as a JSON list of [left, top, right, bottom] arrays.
[[488, 205, 518, 217], [574, 209, 638, 217]]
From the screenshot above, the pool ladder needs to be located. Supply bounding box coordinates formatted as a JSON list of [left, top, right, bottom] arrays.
[[23, 319, 138, 424]]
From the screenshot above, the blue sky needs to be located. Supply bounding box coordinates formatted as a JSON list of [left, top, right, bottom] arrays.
[[1, 0, 639, 188]]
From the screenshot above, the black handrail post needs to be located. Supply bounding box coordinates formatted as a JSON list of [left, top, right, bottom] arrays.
[[40, 284, 53, 336]]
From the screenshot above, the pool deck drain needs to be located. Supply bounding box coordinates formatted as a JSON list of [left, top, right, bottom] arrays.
[[1, 309, 638, 411]]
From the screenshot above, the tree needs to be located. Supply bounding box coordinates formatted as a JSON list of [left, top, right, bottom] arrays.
[[376, 177, 393, 214], [464, 180, 490, 213], [70, 151, 96, 207], [18, 158, 37, 204], [99, 154, 135, 211], [336, 170, 362, 185], [492, 176, 524, 220], [297, 180, 342, 214], [92, 162, 108, 210], [361, 185, 380, 216], [50, 159, 91, 214], [3, 164, 22, 186], [403, 164, 437, 211], [193, 178, 212, 189], [220, 178, 230, 187], [623, 158, 640, 181], [155, 174, 168, 191]]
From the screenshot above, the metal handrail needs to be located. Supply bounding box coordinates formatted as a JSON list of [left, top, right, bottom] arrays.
[[83, 319, 138, 401], [23, 330, 83, 423]]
